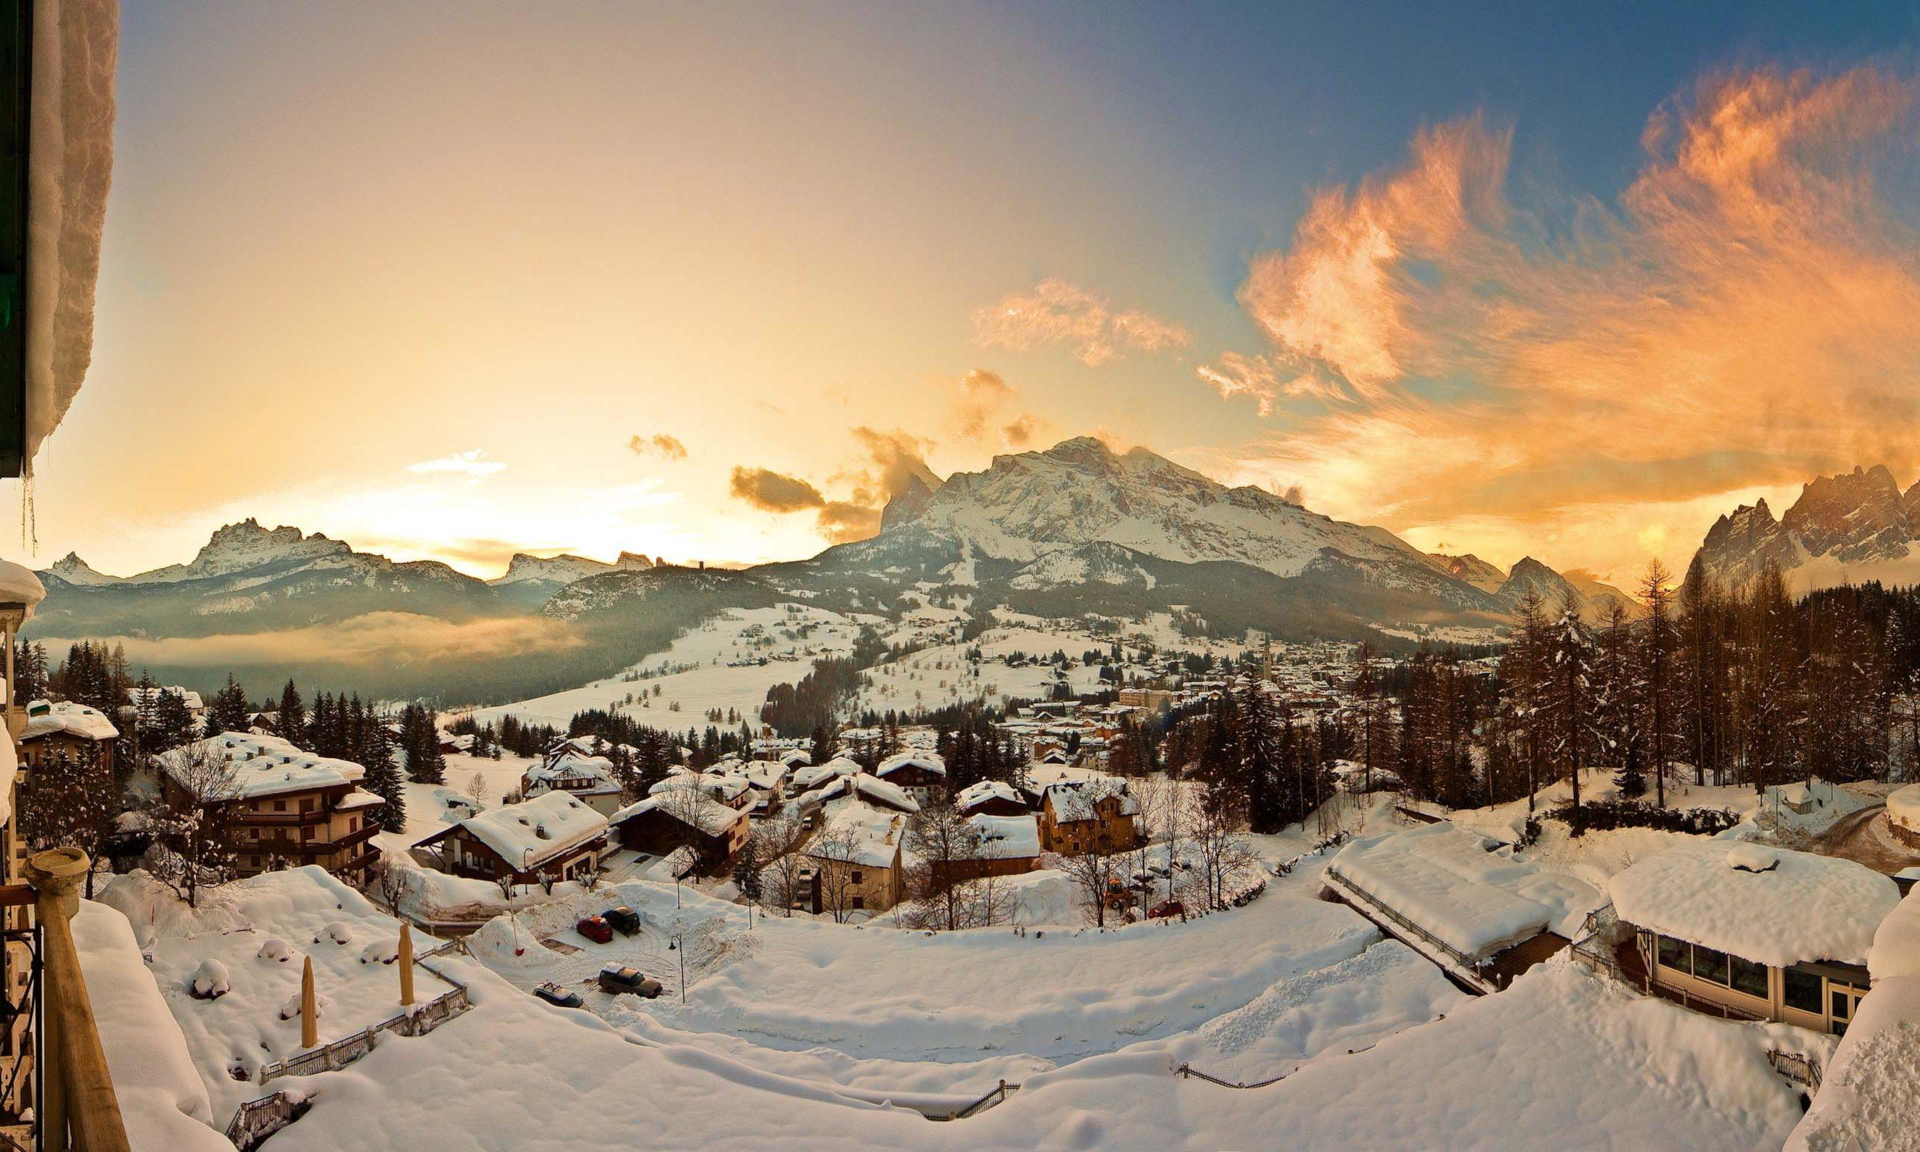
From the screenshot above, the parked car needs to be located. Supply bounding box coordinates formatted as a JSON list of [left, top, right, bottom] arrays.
[[603, 905, 642, 936], [576, 915, 614, 944], [1148, 900, 1185, 920], [597, 964, 664, 998], [532, 981, 583, 1008]]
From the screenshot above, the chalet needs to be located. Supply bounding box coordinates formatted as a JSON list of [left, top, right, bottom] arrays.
[[778, 747, 813, 768], [522, 748, 624, 816], [1605, 841, 1901, 1034], [17, 700, 118, 774], [417, 791, 608, 886], [608, 792, 749, 872], [801, 800, 907, 916], [155, 733, 385, 884], [1037, 777, 1139, 855], [787, 756, 861, 794], [647, 771, 753, 810], [953, 779, 1029, 817], [791, 771, 920, 819], [874, 751, 945, 805], [738, 759, 791, 816], [937, 813, 1041, 883], [1325, 823, 1597, 994]]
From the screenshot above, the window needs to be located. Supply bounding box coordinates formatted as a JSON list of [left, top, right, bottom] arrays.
[[1784, 967, 1823, 1014], [302, 825, 317, 841], [1656, 934, 1687, 972], [1691, 945, 1730, 986], [273, 799, 287, 812], [851, 896, 865, 910], [1730, 955, 1769, 999], [850, 870, 864, 884]]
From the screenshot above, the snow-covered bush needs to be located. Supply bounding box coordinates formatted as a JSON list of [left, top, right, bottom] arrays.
[[359, 936, 400, 965], [316, 920, 353, 945], [257, 937, 295, 963], [187, 958, 230, 1000]]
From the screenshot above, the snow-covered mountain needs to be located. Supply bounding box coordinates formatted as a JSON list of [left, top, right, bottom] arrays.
[[1490, 557, 1641, 623], [489, 551, 653, 588], [1692, 465, 1920, 592], [1425, 552, 1506, 594], [31, 519, 499, 638], [880, 436, 1437, 579]]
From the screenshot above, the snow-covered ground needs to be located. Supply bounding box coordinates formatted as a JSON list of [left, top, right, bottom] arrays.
[[470, 605, 869, 730], [81, 855, 1816, 1152]]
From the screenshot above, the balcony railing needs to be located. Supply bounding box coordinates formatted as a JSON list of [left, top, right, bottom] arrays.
[[23, 848, 130, 1152]]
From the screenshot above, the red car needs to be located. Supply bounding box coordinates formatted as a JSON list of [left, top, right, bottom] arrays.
[[576, 916, 613, 944], [1148, 900, 1185, 920]]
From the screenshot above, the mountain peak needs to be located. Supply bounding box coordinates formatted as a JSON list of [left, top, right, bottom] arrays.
[[44, 552, 117, 586]]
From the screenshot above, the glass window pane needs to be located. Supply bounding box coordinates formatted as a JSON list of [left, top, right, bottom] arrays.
[[1657, 935, 1687, 971], [1784, 967, 1823, 1013], [1692, 946, 1730, 985], [1731, 955, 1769, 999], [1831, 989, 1850, 1020]]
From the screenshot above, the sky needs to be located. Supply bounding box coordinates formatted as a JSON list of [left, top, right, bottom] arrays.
[[16, 1, 1920, 586]]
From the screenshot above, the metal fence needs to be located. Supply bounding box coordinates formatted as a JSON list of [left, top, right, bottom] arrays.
[[223, 1090, 311, 1151]]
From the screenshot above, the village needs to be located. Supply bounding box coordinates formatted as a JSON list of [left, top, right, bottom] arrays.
[[0, 562, 1904, 1151]]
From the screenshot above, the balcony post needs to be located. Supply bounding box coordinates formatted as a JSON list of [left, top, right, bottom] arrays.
[[24, 847, 130, 1152]]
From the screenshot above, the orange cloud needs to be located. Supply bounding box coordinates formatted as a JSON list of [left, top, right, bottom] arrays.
[[728, 428, 940, 545], [945, 368, 1048, 448], [1215, 65, 1920, 582], [973, 278, 1192, 367], [629, 433, 688, 460]]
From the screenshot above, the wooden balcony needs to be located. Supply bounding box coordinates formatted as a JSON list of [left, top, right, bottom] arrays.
[[20, 848, 131, 1151]]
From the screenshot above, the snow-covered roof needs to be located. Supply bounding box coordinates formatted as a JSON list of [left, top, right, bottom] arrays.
[[0, 560, 45, 608], [156, 733, 365, 801], [610, 792, 745, 838], [441, 791, 608, 870], [525, 753, 616, 787], [740, 760, 789, 789], [1329, 824, 1599, 960], [127, 686, 204, 711], [970, 813, 1040, 859], [875, 751, 945, 780], [778, 748, 813, 766], [1610, 839, 1901, 967], [806, 800, 905, 870], [335, 789, 386, 812], [1023, 762, 1108, 796], [21, 699, 119, 742], [1042, 777, 1138, 823], [647, 773, 749, 804], [954, 779, 1024, 812], [796, 771, 919, 814], [787, 758, 859, 793]]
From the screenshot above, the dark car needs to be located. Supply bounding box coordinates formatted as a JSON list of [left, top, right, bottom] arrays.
[[576, 915, 614, 944], [603, 905, 642, 936], [597, 964, 664, 998], [1149, 900, 1185, 920], [532, 981, 583, 1008]]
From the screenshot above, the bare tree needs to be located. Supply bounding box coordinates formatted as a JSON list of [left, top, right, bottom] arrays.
[[757, 811, 810, 916], [1058, 818, 1126, 928], [150, 739, 240, 908], [465, 771, 488, 809], [806, 823, 863, 923], [1130, 773, 1181, 920], [905, 794, 984, 931], [1185, 781, 1258, 911]]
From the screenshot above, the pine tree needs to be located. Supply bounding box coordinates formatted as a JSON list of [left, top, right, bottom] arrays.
[[1547, 591, 1594, 810], [278, 680, 307, 748], [208, 673, 251, 735]]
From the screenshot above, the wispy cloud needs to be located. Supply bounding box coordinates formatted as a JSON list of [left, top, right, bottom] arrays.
[[1210, 64, 1920, 578], [629, 433, 688, 461], [973, 278, 1191, 367], [945, 368, 1049, 449], [727, 427, 939, 545], [406, 449, 507, 479]]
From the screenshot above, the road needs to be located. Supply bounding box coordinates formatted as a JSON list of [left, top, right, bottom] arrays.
[[1811, 805, 1920, 875]]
